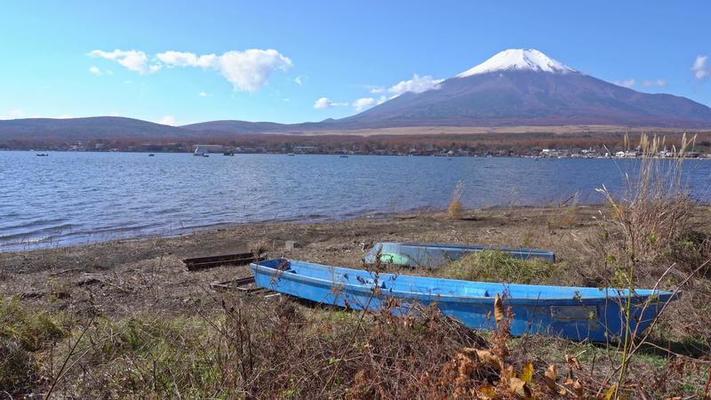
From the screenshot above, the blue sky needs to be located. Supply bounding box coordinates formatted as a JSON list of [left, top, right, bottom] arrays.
[[1, 0, 710, 125]]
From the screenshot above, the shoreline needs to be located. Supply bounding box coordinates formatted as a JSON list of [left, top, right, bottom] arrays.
[[0, 204, 597, 255], [2, 203, 709, 314], [4, 200, 711, 254]]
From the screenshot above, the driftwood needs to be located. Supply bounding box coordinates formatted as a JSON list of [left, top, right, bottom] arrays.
[[183, 252, 265, 271]]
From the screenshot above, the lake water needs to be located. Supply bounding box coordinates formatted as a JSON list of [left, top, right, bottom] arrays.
[[1, 151, 710, 252]]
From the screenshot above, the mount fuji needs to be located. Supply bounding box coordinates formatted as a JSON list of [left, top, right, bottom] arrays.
[[3, 49, 711, 144], [333, 48, 711, 129]]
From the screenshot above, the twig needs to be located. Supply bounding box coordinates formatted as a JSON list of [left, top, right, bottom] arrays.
[[44, 316, 96, 400]]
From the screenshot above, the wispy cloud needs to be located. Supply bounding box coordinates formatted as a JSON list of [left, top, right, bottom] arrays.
[[318, 74, 442, 114], [387, 74, 443, 96], [614, 79, 636, 88], [89, 65, 103, 76], [642, 79, 667, 88], [352, 96, 387, 111], [692, 55, 709, 79], [0, 108, 25, 120], [293, 76, 304, 86], [89, 48, 292, 92], [370, 74, 444, 97], [89, 49, 160, 74], [198, 91, 209, 97], [156, 51, 216, 68], [158, 115, 177, 126], [313, 97, 348, 109], [352, 97, 377, 111]]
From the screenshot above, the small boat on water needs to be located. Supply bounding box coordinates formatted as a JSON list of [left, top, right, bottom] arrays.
[[36, 153, 49, 157], [148, 153, 155, 157], [364, 242, 556, 268], [251, 258, 677, 342]]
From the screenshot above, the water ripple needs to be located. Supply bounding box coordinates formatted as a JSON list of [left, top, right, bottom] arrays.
[[1, 151, 710, 252]]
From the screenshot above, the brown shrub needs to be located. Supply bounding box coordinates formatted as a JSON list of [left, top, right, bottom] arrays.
[[448, 180, 465, 220]]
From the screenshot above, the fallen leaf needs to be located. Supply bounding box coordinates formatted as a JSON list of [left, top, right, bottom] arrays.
[[509, 377, 532, 397], [521, 361, 534, 384], [475, 349, 501, 367], [494, 294, 505, 323], [477, 385, 497, 399], [566, 354, 582, 370], [543, 364, 558, 392]]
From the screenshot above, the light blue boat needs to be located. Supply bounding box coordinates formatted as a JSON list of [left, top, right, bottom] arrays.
[[251, 258, 677, 342], [363, 242, 556, 268]]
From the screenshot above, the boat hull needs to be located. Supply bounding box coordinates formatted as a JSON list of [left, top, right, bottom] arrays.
[[363, 242, 556, 268], [251, 258, 675, 342]]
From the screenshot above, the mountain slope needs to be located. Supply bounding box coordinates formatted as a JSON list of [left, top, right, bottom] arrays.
[[1, 49, 711, 142], [339, 49, 711, 128], [0, 117, 193, 141], [181, 120, 290, 134]]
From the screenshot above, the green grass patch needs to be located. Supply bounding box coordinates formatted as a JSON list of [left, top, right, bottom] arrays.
[[0, 297, 69, 395], [0, 296, 67, 352], [439, 250, 562, 284]]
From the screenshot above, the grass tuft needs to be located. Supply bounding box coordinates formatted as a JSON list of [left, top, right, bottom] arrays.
[[439, 250, 560, 285], [0, 297, 69, 396], [447, 180, 465, 220]]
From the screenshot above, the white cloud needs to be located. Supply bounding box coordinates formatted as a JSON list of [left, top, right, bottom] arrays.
[[354, 74, 442, 109], [352, 97, 377, 111], [156, 51, 217, 68], [89, 65, 103, 76], [89, 48, 291, 91], [159, 115, 177, 126], [89, 49, 160, 74], [387, 74, 443, 96], [216, 49, 292, 92], [294, 76, 304, 86], [198, 91, 209, 97], [614, 79, 636, 88], [692, 55, 709, 79], [352, 96, 388, 112], [314, 97, 331, 109], [320, 74, 441, 114], [642, 79, 667, 88], [313, 97, 348, 109], [0, 108, 25, 120]]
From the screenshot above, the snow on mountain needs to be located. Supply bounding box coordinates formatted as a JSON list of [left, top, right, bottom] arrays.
[[456, 48, 575, 77]]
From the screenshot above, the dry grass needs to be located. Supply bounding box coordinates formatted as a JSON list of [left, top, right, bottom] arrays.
[[594, 134, 696, 279], [439, 250, 564, 285], [5, 291, 707, 399], [29, 297, 493, 399], [576, 133, 711, 398], [448, 180, 465, 220]]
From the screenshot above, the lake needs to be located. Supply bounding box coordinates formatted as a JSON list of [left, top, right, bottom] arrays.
[[1, 151, 710, 251]]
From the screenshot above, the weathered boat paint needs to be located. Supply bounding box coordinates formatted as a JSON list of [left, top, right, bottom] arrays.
[[251, 258, 676, 342], [363, 242, 556, 268]]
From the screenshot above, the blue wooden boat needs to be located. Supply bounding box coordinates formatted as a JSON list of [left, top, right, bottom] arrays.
[[363, 242, 556, 268], [251, 258, 677, 342]]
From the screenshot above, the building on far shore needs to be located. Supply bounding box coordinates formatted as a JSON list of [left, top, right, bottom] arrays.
[[193, 144, 227, 155]]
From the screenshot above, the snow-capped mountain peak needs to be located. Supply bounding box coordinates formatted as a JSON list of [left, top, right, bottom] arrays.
[[456, 49, 575, 77]]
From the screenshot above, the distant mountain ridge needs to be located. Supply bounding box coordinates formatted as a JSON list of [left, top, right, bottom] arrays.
[[0, 117, 193, 141], [2, 48, 711, 142]]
